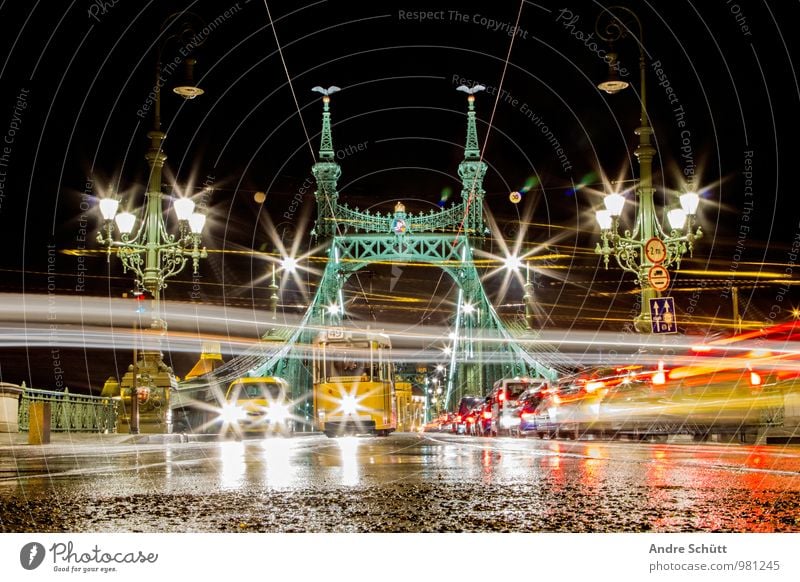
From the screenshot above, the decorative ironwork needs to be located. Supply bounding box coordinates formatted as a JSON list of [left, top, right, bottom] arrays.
[[18, 386, 118, 433], [311, 89, 488, 239], [95, 129, 208, 293], [596, 213, 703, 286], [593, 6, 703, 333], [179, 85, 559, 415], [306, 87, 558, 399]]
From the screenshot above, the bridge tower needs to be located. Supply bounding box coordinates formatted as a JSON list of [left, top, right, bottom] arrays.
[[287, 87, 557, 407], [177, 86, 561, 423]]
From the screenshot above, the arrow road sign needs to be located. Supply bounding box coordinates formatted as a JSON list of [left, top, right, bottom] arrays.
[[649, 297, 678, 334]]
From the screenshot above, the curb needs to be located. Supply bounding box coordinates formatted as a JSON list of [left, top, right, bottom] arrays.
[[122, 431, 324, 444]]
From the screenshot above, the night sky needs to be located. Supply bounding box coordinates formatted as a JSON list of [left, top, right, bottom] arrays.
[[0, 0, 797, 392]]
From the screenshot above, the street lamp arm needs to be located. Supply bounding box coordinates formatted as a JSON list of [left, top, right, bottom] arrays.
[[596, 233, 642, 276], [597, 222, 703, 277], [103, 233, 186, 253], [158, 251, 190, 287], [595, 6, 644, 56], [596, 6, 648, 130], [176, 241, 208, 276], [662, 225, 703, 267]]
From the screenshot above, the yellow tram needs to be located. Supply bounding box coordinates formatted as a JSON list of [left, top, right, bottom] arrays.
[[313, 329, 396, 437]]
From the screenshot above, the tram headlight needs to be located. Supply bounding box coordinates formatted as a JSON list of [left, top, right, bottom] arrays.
[[266, 403, 291, 424], [220, 403, 247, 423], [341, 395, 358, 415]]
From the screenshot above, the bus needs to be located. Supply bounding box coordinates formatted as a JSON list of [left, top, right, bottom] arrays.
[[220, 376, 293, 435], [313, 329, 396, 437]]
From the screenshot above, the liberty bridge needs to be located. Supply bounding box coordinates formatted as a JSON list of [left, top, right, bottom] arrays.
[[172, 85, 567, 430]]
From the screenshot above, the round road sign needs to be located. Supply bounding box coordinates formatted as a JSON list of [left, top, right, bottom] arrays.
[[648, 264, 670, 291], [644, 237, 667, 264]]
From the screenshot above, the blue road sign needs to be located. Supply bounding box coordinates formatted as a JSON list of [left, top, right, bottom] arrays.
[[649, 297, 678, 334]]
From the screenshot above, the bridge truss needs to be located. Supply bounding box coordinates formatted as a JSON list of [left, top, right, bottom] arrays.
[[188, 88, 567, 417]]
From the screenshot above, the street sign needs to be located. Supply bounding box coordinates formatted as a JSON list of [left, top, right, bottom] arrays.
[[644, 237, 667, 264], [647, 264, 671, 291], [649, 297, 678, 334]]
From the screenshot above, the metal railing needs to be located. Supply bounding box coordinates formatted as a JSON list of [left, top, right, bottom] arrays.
[[18, 384, 118, 433]]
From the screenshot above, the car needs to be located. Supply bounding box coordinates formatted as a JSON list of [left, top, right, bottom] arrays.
[[461, 403, 483, 435], [422, 413, 455, 433], [518, 387, 547, 436], [452, 396, 483, 434], [220, 376, 293, 435], [473, 395, 494, 436]]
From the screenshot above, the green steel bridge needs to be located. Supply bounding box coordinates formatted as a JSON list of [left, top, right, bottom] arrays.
[[173, 87, 572, 427]]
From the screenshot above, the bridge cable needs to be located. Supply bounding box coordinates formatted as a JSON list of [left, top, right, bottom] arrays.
[[261, 1, 373, 327], [261, 0, 316, 162], [455, 0, 526, 243]]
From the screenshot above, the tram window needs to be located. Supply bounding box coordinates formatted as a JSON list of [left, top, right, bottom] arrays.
[[227, 381, 284, 401], [329, 359, 358, 378]]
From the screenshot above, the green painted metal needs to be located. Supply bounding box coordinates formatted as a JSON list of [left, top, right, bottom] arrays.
[[300, 89, 555, 406], [594, 7, 702, 333], [312, 89, 488, 240], [18, 385, 118, 433], [330, 199, 487, 236], [96, 101, 207, 297], [311, 93, 342, 239], [183, 86, 560, 418]]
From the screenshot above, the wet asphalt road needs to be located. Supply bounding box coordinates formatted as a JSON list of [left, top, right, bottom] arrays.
[[1, 433, 799, 532]]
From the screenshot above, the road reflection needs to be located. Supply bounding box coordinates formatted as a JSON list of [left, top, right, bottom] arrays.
[[2, 434, 800, 532], [261, 439, 296, 488], [579, 444, 605, 488], [337, 437, 360, 486], [219, 441, 246, 490]]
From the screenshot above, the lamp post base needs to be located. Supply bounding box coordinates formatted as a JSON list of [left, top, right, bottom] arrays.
[[633, 285, 659, 334], [633, 312, 653, 334], [117, 350, 177, 434]]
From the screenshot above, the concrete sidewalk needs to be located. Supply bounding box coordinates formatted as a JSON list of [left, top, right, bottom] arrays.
[[0, 429, 322, 452], [0, 431, 218, 451]]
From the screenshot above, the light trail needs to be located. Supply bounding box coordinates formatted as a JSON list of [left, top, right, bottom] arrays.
[[2, 292, 800, 376]]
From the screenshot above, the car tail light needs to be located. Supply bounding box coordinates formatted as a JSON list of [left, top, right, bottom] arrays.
[[691, 345, 712, 353], [652, 361, 667, 385], [498, 391, 506, 402], [483, 411, 492, 419], [750, 371, 762, 386], [585, 381, 605, 393], [552, 395, 561, 405], [467, 417, 475, 424]]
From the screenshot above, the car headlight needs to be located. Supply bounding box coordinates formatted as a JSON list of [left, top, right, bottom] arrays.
[[220, 403, 246, 423], [266, 404, 290, 423]]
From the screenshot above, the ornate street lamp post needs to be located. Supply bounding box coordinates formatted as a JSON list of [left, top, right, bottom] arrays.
[[593, 6, 702, 333], [96, 15, 208, 432]]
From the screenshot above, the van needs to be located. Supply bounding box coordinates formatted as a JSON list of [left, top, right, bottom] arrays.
[[491, 378, 547, 436]]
